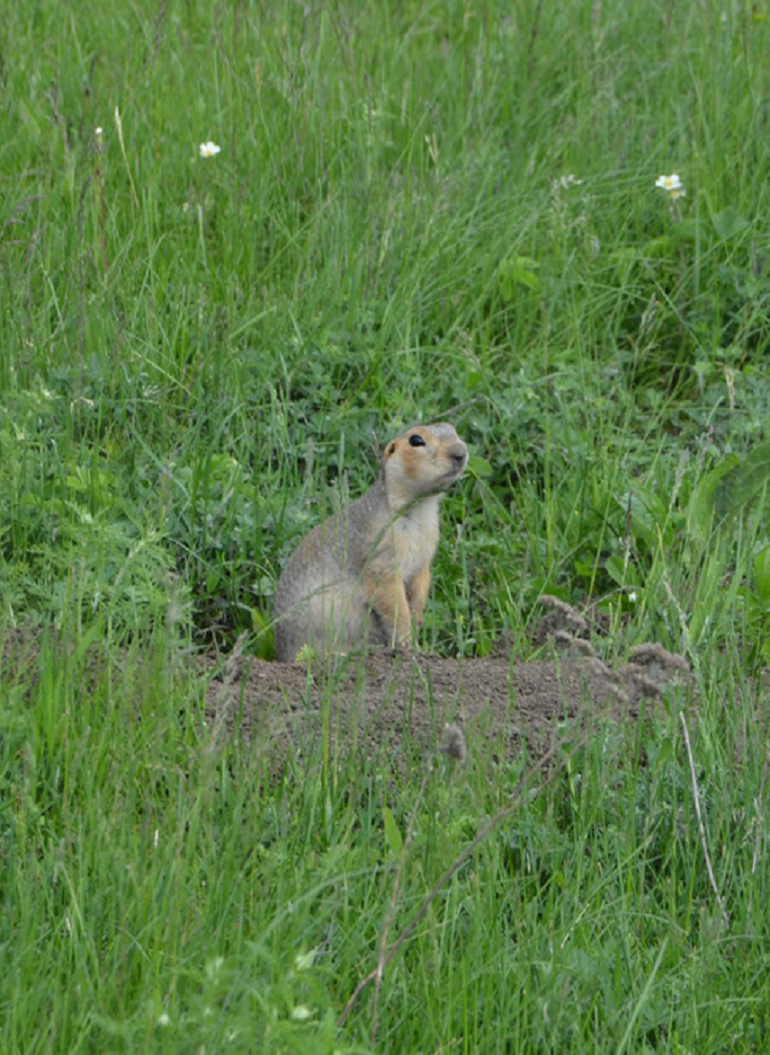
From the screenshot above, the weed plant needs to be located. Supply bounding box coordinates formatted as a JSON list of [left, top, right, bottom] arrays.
[[1, 0, 768, 1051]]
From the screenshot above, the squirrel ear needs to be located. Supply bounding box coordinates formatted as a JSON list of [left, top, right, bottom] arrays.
[[385, 442, 396, 460]]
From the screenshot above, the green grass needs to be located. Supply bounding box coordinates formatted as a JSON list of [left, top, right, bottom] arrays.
[[1, 0, 769, 1050]]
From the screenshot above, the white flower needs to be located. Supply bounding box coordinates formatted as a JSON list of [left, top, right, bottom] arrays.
[[157, 1012, 171, 1026], [628, 591, 638, 603], [291, 1005, 313, 1021], [655, 173, 681, 190], [558, 173, 583, 189], [205, 956, 225, 981], [95, 127, 103, 137], [294, 949, 317, 971], [199, 141, 221, 158], [655, 173, 686, 198]]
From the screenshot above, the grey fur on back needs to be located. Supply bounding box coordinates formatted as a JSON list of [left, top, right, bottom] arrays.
[[274, 480, 390, 661]]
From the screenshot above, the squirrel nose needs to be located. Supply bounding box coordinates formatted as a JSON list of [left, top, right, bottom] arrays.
[[450, 444, 467, 470]]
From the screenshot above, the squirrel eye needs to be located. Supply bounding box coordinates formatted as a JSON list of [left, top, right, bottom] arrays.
[[408, 434, 426, 447]]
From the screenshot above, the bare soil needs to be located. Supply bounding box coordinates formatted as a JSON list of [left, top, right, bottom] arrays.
[[201, 600, 694, 769]]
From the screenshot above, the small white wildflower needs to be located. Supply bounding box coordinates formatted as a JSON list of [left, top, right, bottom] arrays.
[[291, 1005, 313, 1021], [557, 173, 583, 189], [199, 141, 221, 158], [655, 173, 686, 198], [205, 956, 225, 981], [655, 173, 682, 191], [294, 949, 317, 971], [157, 1012, 171, 1026], [95, 127, 103, 137], [628, 591, 638, 603]]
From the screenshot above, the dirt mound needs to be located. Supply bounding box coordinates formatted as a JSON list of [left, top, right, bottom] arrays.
[[202, 603, 692, 767]]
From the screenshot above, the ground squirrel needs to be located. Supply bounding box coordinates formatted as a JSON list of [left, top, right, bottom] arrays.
[[274, 423, 468, 661]]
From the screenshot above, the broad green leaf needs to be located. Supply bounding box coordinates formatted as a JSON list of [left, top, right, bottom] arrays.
[[382, 806, 404, 856], [650, 737, 674, 770], [468, 454, 493, 477], [499, 256, 540, 299], [605, 556, 639, 587], [712, 206, 749, 240], [714, 443, 770, 520], [616, 489, 667, 550], [688, 455, 739, 541], [642, 235, 671, 257], [670, 219, 702, 244]]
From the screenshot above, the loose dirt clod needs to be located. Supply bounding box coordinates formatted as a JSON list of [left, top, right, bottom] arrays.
[[539, 594, 590, 633]]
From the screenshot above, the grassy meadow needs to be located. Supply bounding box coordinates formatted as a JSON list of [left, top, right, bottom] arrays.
[[1, 0, 770, 1050]]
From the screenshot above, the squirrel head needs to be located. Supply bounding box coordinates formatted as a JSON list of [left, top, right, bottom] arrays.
[[382, 423, 467, 510]]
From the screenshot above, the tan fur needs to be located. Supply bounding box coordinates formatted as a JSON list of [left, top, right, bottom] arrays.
[[274, 423, 467, 661]]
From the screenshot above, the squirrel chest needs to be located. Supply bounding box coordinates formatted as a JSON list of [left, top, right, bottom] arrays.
[[389, 496, 441, 583]]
